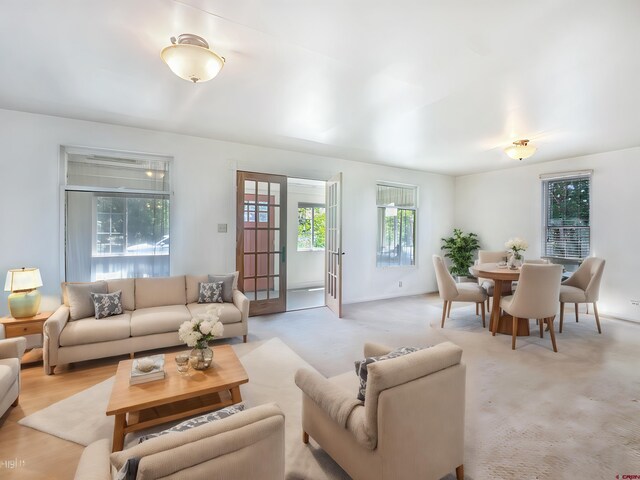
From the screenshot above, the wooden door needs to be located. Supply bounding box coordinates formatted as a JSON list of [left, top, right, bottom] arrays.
[[236, 171, 287, 316], [325, 173, 343, 317]]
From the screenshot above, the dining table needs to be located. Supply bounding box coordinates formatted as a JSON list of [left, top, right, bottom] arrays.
[[469, 263, 531, 336]]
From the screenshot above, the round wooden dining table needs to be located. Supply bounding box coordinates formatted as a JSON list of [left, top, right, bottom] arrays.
[[469, 263, 530, 336]]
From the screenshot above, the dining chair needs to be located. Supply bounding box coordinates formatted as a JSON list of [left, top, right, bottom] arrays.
[[559, 257, 606, 334], [499, 264, 563, 352], [477, 250, 511, 312], [512, 258, 549, 292], [433, 255, 487, 328]]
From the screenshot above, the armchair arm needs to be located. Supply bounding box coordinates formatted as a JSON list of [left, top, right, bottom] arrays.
[[0, 337, 27, 359], [232, 290, 249, 323], [43, 305, 70, 374], [364, 342, 393, 358], [74, 438, 111, 480], [295, 368, 362, 427]]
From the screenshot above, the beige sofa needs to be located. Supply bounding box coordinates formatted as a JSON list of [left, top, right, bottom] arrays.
[[44, 274, 249, 375], [0, 337, 26, 418], [295, 341, 466, 480], [74, 403, 285, 480]]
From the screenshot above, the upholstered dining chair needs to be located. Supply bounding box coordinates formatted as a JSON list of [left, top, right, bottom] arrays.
[[559, 257, 606, 334], [433, 255, 487, 328], [477, 250, 511, 312], [499, 264, 563, 352]]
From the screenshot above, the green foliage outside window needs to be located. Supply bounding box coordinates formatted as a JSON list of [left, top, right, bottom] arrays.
[[298, 205, 325, 250]]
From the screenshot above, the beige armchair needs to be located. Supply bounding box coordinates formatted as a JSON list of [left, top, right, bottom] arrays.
[[433, 255, 487, 328], [559, 257, 606, 334], [74, 403, 285, 480], [500, 264, 563, 352], [295, 341, 466, 480], [0, 337, 26, 418]]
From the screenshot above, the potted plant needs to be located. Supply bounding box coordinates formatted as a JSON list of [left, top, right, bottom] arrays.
[[441, 228, 480, 282]]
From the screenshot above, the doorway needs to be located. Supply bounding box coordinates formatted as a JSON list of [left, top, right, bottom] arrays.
[[286, 178, 327, 311], [237, 171, 342, 317]]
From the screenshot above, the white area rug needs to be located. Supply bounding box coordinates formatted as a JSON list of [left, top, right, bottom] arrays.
[[19, 338, 349, 479]]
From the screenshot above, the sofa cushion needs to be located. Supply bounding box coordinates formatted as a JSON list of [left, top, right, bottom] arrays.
[[198, 282, 224, 304], [135, 276, 186, 309], [59, 313, 131, 347], [139, 404, 246, 443], [66, 281, 108, 320], [187, 303, 242, 325], [186, 275, 208, 304], [0, 358, 20, 395], [208, 274, 235, 303], [130, 305, 192, 337], [106, 278, 135, 311], [90, 291, 124, 319]]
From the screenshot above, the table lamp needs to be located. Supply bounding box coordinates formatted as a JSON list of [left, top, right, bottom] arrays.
[[4, 267, 43, 318]]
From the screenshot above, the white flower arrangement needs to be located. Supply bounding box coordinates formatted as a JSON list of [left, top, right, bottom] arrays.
[[505, 237, 528, 257], [178, 305, 225, 348]]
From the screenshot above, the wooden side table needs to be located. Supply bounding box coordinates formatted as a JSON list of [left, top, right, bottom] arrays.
[[0, 311, 52, 364]]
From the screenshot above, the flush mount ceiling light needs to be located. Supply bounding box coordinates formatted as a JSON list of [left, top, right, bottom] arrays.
[[504, 139, 537, 160], [160, 34, 225, 83]]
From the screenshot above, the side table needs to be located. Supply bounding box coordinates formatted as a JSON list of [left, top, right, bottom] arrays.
[[0, 311, 52, 364]]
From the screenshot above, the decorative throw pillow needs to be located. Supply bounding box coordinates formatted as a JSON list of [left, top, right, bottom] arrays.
[[66, 281, 108, 320], [198, 281, 223, 303], [354, 347, 423, 401], [208, 274, 235, 303], [138, 404, 245, 443], [90, 290, 124, 319]]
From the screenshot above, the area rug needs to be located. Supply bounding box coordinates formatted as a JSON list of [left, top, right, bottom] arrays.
[[19, 338, 350, 479]]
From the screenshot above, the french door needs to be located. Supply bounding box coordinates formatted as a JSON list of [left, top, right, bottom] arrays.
[[325, 173, 343, 317], [236, 171, 288, 316]]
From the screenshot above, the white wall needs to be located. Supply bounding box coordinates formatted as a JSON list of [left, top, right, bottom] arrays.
[[0, 108, 454, 316], [286, 180, 325, 290], [455, 147, 640, 322]]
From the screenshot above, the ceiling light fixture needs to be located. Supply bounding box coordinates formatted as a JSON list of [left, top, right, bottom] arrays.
[[160, 34, 225, 83], [504, 139, 537, 161]]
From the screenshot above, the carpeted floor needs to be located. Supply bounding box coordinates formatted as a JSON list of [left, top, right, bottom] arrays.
[[16, 294, 640, 479]]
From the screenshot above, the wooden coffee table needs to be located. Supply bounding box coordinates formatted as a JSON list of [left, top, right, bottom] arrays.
[[106, 345, 248, 451]]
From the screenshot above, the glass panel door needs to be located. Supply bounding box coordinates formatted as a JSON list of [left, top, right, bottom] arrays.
[[236, 171, 287, 315]]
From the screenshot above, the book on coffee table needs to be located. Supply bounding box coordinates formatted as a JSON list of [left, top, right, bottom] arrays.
[[130, 354, 165, 385]]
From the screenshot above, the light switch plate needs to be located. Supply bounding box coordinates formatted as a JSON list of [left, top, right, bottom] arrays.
[[217, 223, 228, 233]]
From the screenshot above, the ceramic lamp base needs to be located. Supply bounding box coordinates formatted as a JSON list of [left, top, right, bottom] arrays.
[[8, 289, 41, 318]]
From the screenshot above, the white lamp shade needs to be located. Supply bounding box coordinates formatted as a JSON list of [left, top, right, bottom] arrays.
[[4, 268, 43, 292], [504, 142, 537, 160], [161, 44, 224, 83]]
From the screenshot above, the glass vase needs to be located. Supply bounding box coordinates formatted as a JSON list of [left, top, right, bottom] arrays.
[[508, 252, 523, 270], [189, 344, 213, 370]]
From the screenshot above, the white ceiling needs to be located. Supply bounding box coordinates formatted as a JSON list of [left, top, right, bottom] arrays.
[[1, 0, 639, 175]]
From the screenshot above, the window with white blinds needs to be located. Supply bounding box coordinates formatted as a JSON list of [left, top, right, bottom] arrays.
[[63, 147, 172, 282], [542, 174, 591, 260], [376, 183, 417, 267]]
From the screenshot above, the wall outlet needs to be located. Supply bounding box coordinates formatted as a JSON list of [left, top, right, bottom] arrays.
[[217, 223, 228, 233], [398, 281, 403, 288]]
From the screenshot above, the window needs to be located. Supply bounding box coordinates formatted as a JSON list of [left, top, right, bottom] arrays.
[[542, 173, 591, 262], [63, 147, 171, 282], [297, 203, 325, 250], [376, 183, 417, 267]]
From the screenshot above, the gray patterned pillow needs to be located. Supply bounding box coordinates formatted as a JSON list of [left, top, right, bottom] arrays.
[[90, 290, 124, 319], [138, 404, 245, 443], [198, 281, 223, 303], [355, 346, 423, 401]]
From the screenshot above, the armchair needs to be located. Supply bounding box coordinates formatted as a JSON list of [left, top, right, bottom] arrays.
[[74, 403, 285, 480], [295, 341, 466, 480], [0, 337, 27, 418]]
